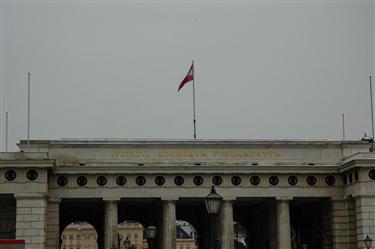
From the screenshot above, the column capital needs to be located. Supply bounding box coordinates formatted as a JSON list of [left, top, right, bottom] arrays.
[[330, 197, 347, 202], [222, 198, 236, 201], [161, 198, 178, 202], [103, 198, 120, 202], [48, 197, 61, 203], [276, 197, 293, 201], [353, 194, 375, 199]]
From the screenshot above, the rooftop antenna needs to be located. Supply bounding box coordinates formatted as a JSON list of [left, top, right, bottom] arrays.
[[370, 76, 374, 151], [342, 113, 345, 140]]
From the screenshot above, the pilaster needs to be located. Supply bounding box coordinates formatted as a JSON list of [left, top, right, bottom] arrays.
[[46, 198, 61, 249], [355, 195, 375, 249], [330, 198, 350, 249], [15, 193, 47, 249]]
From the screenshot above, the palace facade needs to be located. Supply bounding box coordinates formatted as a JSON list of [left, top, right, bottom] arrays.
[[0, 139, 375, 249]]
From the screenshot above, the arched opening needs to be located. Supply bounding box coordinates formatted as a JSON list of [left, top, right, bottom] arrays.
[[61, 221, 98, 249], [118, 220, 146, 249], [234, 222, 248, 249], [176, 220, 199, 249]]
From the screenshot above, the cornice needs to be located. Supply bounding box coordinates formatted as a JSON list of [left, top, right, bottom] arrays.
[[52, 165, 340, 175], [18, 139, 370, 149], [0, 160, 55, 168]]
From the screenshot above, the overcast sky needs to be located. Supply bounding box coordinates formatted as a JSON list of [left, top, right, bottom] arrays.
[[1, 0, 374, 151]]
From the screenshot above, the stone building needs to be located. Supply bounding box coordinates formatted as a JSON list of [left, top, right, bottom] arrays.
[[60, 220, 198, 249], [0, 139, 375, 249], [61, 222, 98, 249]]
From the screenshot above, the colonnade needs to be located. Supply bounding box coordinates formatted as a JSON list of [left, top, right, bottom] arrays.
[[101, 199, 293, 249], [13, 195, 374, 249]]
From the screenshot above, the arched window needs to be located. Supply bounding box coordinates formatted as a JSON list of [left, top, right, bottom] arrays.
[[61, 221, 98, 249], [176, 220, 199, 249], [118, 220, 144, 249]]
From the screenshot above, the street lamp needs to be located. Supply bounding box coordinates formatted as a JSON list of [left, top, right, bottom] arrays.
[[145, 225, 157, 249], [364, 235, 372, 249], [123, 237, 131, 249], [205, 186, 223, 249]]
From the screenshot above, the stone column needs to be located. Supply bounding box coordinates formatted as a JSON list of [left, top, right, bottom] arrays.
[[161, 200, 176, 249], [219, 200, 234, 249], [46, 198, 61, 249], [268, 199, 277, 249], [276, 199, 292, 249], [355, 195, 375, 249], [15, 193, 47, 249], [104, 200, 118, 249]]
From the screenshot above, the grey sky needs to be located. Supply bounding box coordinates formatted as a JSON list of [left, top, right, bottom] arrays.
[[1, 0, 374, 151]]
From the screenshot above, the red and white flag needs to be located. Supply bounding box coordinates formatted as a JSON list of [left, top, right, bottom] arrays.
[[178, 63, 194, 91]]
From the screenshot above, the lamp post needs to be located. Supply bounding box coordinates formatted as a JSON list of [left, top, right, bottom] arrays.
[[118, 233, 122, 249], [364, 235, 372, 249], [145, 225, 157, 249], [205, 186, 223, 249], [123, 237, 131, 249]]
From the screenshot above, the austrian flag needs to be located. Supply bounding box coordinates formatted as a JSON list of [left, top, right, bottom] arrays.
[[178, 63, 194, 91]]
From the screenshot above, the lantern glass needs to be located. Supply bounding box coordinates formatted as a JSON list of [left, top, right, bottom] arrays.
[[145, 225, 157, 239], [205, 186, 223, 214], [364, 235, 372, 249]]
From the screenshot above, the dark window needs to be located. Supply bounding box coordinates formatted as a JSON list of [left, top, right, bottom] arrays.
[[5, 170, 16, 181], [231, 176, 241, 186], [369, 169, 375, 180], [77, 176, 87, 186], [250, 175, 260, 186], [116, 176, 126, 186], [57, 176, 68, 187], [269, 175, 279, 186], [343, 175, 347, 185], [174, 176, 184, 186], [325, 175, 335, 186], [193, 176, 203, 186], [96, 176, 107, 186], [288, 176, 298, 186], [212, 176, 222, 186], [26, 169, 38, 181], [136, 176, 146, 186], [155, 176, 165, 186], [349, 173, 353, 183], [307, 175, 317, 186], [0, 195, 16, 239]]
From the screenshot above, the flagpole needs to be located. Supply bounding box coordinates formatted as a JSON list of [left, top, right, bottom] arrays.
[[5, 111, 8, 152], [192, 60, 196, 139], [342, 113, 345, 141], [370, 75, 374, 151], [27, 72, 30, 145]]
